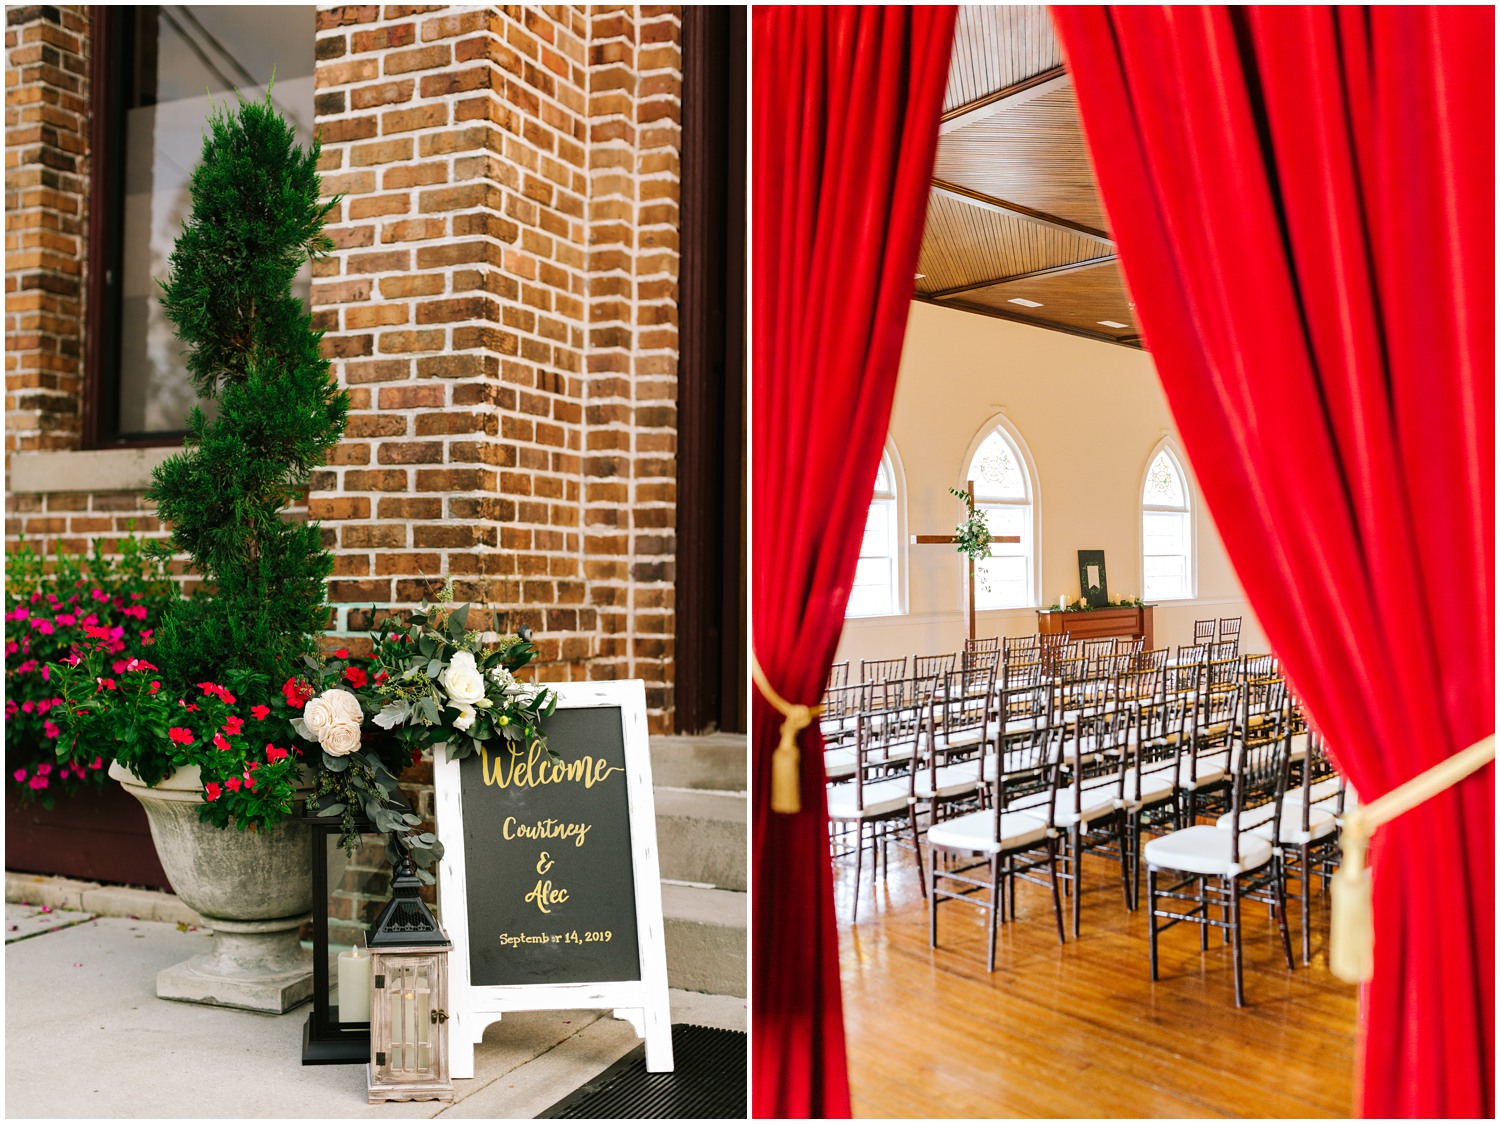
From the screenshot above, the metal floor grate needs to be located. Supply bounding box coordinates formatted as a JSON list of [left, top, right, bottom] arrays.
[[537, 1024, 747, 1119]]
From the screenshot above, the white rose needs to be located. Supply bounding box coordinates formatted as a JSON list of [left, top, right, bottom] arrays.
[[440, 651, 487, 705], [320, 720, 362, 757], [303, 688, 363, 741], [452, 703, 476, 732]]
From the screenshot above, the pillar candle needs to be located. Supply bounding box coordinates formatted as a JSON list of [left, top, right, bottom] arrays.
[[337, 945, 371, 1023]]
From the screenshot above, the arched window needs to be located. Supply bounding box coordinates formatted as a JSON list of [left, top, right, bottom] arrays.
[[1142, 446, 1193, 600], [965, 423, 1035, 610], [846, 447, 904, 617]]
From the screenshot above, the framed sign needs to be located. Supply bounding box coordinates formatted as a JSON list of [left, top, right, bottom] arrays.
[[433, 680, 672, 1079], [1078, 549, 1109, 607]]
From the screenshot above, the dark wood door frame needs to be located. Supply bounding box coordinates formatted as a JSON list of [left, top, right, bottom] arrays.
[[676, 6, 746, 734]]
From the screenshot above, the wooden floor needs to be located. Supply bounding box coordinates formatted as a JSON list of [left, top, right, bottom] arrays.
[[836, 837, 1358, 1118]]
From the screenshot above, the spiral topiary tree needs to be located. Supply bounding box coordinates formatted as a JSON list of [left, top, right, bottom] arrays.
[[148, 92, 346, 691]]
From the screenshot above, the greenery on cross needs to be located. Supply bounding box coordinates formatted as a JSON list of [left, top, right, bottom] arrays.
[[147, 92, 347, 689]]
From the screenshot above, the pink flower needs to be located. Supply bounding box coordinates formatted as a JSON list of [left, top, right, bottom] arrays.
[[112, 660, 130, 674], [212, 733, 231, 752], [21, 700, 34, 714], [91, 588, 108, 602], [31, 619, 55, 635], [55, 613, 76, 626], [43, 720, 60, 739], [7, 606, 28, 620], [36, 763, 51, 776], [13, 769, 27, 783], [122, 605, 148, 620], [91, 757, 103, 770], [29, 775, 48, 790], [148, 681, 161, 695], [250, 705, 270, 721], [204, 782, 222, 801], [168, 727, 194, 745], [225, 776, 242, 793], [139, 629, 154, 643], [96, 677, 117, 692], [223, 715, 244, 736], [265, 745, 288, 763], [40, 665, 49, 682], [243, 773, 256, 790]]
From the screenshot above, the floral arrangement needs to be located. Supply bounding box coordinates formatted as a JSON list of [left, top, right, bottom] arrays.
[[285, 587, 555, 876], [949, 487, 995, 594], [1059, 594, 1146, 611], [5, 534, 177, 807]]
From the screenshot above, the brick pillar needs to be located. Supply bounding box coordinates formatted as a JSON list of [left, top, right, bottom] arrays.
[[4, 4, 90, 477], [312, 4, 682, 733]]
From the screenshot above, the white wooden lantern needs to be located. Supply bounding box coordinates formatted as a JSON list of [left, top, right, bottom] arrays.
[[366, 857, 453, 1104]]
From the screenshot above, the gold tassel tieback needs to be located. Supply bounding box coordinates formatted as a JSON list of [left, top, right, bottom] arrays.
[[1330, 733, 1495, 983], [751, 655, 824, 815]]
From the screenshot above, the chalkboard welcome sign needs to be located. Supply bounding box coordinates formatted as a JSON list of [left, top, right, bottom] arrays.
[[434, 681, 672, 1079]]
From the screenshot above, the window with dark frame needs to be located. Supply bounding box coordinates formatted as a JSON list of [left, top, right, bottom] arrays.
[[86, 6, 316, 447]]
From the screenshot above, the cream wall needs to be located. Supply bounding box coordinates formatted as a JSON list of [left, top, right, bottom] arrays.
[[835, 301, 1266, 668]]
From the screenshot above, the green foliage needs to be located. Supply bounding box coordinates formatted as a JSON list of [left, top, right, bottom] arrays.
[[949, 488, 993, 593], [147, 91, 346, 690]]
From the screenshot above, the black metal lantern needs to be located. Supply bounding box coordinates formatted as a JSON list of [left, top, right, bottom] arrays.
[[366, 855, 453, 1104], [301, 811, 384, 1065]]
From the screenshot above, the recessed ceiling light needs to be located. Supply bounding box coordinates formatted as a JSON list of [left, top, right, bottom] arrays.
[[1097, 320, 1128, 329], [1008, 297, 1043, 308]]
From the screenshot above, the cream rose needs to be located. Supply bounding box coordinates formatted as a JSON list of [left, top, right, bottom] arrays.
[[452, 702, 476, 732], [440, 651, 487, 705], [304, 687, 363, 740], [320, 720, 361, 756]]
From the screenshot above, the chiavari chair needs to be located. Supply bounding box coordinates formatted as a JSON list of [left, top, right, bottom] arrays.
[[983, 679, 1053, 787], [1182, 681, 1240, 821], [1041, 708, 1136, 936], [1217, 616, 1242, 647], [965, 635, 1003, 655], [1211, 638, 1239, 661], [826, 660, 849, 692], [1174, 643, 1207, 669], [1053, 655, 1104, 724], [1002, 633, 1040, 664], [1264, 725, 1340, 964], [1115, 636, 1145, 660], [1193, 619, 1217, 646], [1145, 693, 1295, 1006], [913, 652, 957, 681], [861, 656, 909, 714], [827, 678, 925, 922], [820, 682, 863, 781], [1000, 656, 1046, 690], [1133, 647, 1169, 673], [1038, 631, 1071, 674], [1119, 668, 1178, 905], [928, 725, 1064, 969], [1079, 637, 1117, 666]]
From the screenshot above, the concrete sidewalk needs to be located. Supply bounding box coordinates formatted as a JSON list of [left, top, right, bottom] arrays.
[[4, 887, 745, 1120]]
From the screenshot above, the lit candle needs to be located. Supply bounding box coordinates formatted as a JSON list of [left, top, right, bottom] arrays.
[[1058, 595, 1067, 611], [337, 945, 370, 1024]]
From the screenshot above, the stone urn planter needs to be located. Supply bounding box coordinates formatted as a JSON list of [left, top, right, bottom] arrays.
[[110, 761, 314, 1013]]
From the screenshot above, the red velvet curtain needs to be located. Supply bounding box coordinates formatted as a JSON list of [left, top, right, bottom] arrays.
[[751, 6, 956, 1118], [1052, 7, 1494, 1117]]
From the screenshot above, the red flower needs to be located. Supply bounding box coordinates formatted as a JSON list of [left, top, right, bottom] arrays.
[[96, 677, 117, 692], [204, 782, 222, 801], [342, 666, 368, 688], [243, 773, 256, 790], [148, 681, 161, 695], [225, 776, 242, 792], [265, 745, 289, 763], [374, 671, 389, 684], [250, 705, 270, 721], [212, 734, 231, 752], [168, 727, 194, 745], [281, 678, 312, 710], [333, 648, 349, 659], [223, 715, 244, 736]]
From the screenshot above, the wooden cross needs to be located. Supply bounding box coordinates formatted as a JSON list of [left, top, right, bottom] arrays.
[[911, 479, 1021, 643]]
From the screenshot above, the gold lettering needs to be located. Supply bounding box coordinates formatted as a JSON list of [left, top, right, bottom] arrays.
[[524, 879, 569, 915], [479, 742, 624, 791]]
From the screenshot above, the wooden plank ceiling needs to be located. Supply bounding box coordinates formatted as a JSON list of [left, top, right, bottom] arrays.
[[917, 6, 1141, 349]]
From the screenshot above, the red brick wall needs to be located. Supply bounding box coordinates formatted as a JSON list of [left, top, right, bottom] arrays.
[[311, 4, 682, 731]]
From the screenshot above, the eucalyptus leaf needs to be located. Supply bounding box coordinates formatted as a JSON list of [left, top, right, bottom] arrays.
[[316, 802, 345, 817]]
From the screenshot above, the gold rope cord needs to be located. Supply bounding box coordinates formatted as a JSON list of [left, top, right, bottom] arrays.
[[751, 655, 824, 815], [1330, 733, 1495, 983]]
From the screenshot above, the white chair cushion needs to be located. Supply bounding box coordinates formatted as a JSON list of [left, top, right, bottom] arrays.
[[1215, 806, 1338, 845], [826, 777, 909, 820], [823, 747, 856, 780], [1121, 769, 1177, 808], [927, 808, 1050, 855], [1177, 752, 1228, 790], [1014, 782, 1118, 828], [1288, 732, 1310, 762], [1283, 776, 1342, 806], [1144, 824, 1272, 877], [912, 762, 982, 801]]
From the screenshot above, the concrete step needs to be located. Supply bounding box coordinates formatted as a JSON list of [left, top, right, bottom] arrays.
[[661, 882, 746, 998], [654, 789, 746, 892], [649, 733, 746, 794]]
